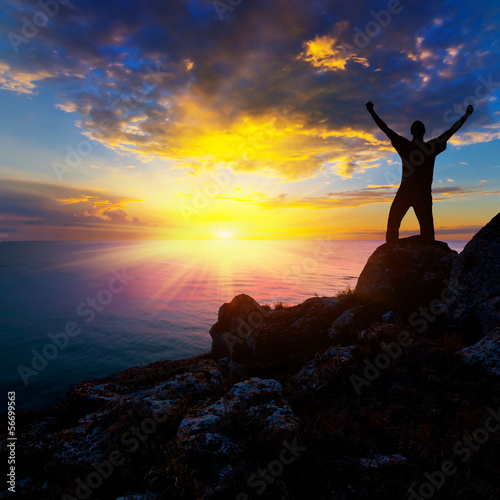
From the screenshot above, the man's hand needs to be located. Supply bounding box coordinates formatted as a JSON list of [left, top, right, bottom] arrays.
[[438, 104, 474, 143], [366, 102, 393, 137]]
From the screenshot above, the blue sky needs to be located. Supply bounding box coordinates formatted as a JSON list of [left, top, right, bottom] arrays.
[[0, 0, 499, 240]]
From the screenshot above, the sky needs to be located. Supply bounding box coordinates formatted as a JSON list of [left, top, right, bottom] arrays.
[[0, 0, 499, 240]]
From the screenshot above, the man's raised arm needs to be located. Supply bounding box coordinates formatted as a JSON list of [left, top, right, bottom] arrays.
[[437, 105, 474, 143], [366, 101, 396, 139]]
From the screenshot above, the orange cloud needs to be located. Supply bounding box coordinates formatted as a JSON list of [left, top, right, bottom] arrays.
[[298, 33, 369, 71], [0, 61, 53, 95], [82, 95, 387, 181], [217, 185, 500, 210], [0, 178, 154, 240], [450, 123, 500, 146]]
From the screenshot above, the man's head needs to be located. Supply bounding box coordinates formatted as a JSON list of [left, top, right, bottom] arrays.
[[411, 120, 426, 139]]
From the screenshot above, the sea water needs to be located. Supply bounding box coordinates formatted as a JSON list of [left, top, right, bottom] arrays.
[[0, 240, 466, 412]]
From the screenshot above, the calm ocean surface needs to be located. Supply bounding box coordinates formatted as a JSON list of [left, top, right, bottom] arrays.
[[0, 240, 466, 412]]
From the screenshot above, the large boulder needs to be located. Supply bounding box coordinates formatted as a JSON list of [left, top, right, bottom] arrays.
[[447, 212, 500, 335], [210, 294, 348, 362], [355, 236, 458, 308], [209, 294, 266, 358], [474, 297, 500, 338], [457, 327, 500, 376]]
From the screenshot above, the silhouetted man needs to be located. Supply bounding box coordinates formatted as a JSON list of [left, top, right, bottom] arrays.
[[366, 101, 474, 244]]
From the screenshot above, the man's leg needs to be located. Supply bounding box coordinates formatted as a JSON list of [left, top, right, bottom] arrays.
[[413, 193, 435, 243], [386, 189, 411, 243]]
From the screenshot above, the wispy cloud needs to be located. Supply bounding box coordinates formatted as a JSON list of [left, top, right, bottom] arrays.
[[450, 123, 500, 146], [220, 184, 500, 210], [0, 61, 53, 95], [0, 179, 154, 239]]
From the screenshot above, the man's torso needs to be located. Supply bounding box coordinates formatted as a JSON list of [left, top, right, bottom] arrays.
[[388, 133, 447, 192]]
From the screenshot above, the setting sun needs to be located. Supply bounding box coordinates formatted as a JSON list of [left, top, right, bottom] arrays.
[[218, 229, 233, 239]]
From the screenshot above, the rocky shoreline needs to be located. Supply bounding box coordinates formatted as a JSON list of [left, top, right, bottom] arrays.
[[2, 214, 500, 500]]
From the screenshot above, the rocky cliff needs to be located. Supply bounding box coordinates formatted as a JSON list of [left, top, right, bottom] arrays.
[[2, 214, 500, 500]]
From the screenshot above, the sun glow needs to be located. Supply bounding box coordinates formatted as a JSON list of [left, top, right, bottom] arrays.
[[218, 229, 233, 239]]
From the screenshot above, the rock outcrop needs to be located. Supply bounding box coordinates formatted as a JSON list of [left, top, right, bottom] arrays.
[[209, 294, 265, 358], [447, 212, 500, 336], [355, 236, 458, 308], [6, 214, 500, 500], [328, 305, 372, 345], [457, 327, 500, 376], [292, 345, 359, 390], [358, 322, 402, 345], [210, 294, 348, 361], [176, 377, 299, 498]]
